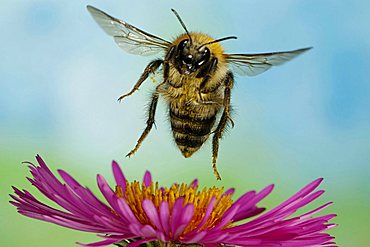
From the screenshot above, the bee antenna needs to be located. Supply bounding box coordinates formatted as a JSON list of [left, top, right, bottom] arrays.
[[171, 9, 192, 43], [199, 36, 238, 48]]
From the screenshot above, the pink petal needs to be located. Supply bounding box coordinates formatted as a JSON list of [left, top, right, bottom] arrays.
[[223, 188, 235, 196], [112, 161, 126, 192], [300, 202, 333, 220], [156, 231, 167, 242], [142, 199, 163, 231], [159, 201, 170, 235], [116, 198, 141, 226], [232, 185, 273, 222], [129, 224, 143, 236], [186, 196, 216, 235], [170, 197, 185, 237], [141, 225, 157, 238], [182, 231, 207, 243], [77, 238, 121, 247], [211, 204, 239, 232], [126, 238, 155, 247], [189, 179, 198, 188], [143, 171, 152, 187], [96, 175, 120, 213], [174, 204, 194, 239]]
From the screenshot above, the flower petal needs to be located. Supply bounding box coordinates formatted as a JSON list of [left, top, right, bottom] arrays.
[[142, 199, 163, 231], [223, 188, 235, 196], [126, 238, 155, 247], [222, 179, 336, 247], [182, 231, 207, 243], [141, 225, 157, 238], [143, 171, 152, 187], [186, 196, 216, 235], [232, 185, 273, 222], [189, 179, 198, 188], [112, 161, 126, 192], [159, 200, 170, 235], [170, 197, 184, 237], [174, 204, 194, 239], [116, 198, 142, 226], [77, 235, 124, 247]]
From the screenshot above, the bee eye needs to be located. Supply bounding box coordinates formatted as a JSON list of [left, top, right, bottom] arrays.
[[197, 47, 210, 66], [203, 48, 210, 58], [178, 39, 189, 50]]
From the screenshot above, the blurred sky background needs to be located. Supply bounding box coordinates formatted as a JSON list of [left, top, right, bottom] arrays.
[[1, 0, 370, 246]]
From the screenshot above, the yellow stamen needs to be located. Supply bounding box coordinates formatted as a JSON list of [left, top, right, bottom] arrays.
[[115, 181, 233, 237]]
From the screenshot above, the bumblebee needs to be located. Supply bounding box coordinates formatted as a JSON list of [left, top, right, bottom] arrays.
[[87, 5, 311, 180]]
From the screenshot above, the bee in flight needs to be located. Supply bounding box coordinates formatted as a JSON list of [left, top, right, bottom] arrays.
[[87, 5, 311, 180]]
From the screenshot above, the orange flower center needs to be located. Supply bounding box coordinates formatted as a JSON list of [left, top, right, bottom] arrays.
[[115, 181, 233, 236]]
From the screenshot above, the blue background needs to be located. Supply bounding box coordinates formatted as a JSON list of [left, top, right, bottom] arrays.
[[1, 0, 369, 246]]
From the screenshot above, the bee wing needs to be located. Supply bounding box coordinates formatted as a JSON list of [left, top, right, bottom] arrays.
[[87, 5, 172, 56], [225, 47, 312, 76]]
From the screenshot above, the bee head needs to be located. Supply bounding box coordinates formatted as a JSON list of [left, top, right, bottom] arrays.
[[171, 9, 237, 75], [176, 39, 211, 75]]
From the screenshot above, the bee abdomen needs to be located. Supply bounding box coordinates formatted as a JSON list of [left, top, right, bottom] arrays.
[[170, 108, 216, 158]]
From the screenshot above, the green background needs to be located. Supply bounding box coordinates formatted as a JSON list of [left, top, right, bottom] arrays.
[[1, 0, 369, 246]]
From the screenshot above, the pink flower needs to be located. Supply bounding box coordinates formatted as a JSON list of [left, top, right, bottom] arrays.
[[10, 155, 337, 247]]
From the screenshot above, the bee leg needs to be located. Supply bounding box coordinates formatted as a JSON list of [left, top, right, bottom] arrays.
[[212, 72, 234, 180], [163, 46, 176, 82], [226, 111, 235, 128], [118, 59, 163, 102], [198, 58, 220, 104], [126, 83, 162, 158], [212, 111, 227, 180]]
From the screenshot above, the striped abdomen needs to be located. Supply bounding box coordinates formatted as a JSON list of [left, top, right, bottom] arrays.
[[169, 104, 218, 158]]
